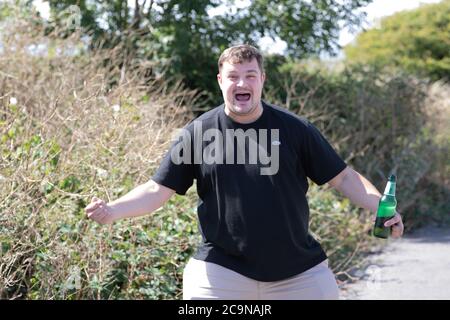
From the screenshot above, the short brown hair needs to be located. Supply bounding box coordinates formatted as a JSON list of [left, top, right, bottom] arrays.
[[218, 44, 264, 73]]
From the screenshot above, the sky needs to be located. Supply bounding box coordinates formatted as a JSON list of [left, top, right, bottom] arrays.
[[33, 0, 442, 55]]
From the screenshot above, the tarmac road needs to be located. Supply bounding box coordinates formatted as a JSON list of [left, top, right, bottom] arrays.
[[339, 225, 450, 300]]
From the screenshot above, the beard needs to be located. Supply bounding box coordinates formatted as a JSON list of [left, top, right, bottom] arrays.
[[228, 96, 259, 115]]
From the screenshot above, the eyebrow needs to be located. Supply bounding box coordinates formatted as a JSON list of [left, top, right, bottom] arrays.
[[227, 69, 259, 74]]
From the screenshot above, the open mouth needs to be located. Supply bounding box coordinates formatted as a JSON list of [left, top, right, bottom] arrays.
[[234, 93, 251, 102]]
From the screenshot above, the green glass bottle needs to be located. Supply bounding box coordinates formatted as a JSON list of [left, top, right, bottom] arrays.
[[373, 174, 397, 239]]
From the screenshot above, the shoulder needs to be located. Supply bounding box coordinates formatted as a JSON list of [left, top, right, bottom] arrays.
[[264, 101, 328, 148], [183, 104, 223, 131], [195, 105, 223, 122], [263, 101, 313, 131]]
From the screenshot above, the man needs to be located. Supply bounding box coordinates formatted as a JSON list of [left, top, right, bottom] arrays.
[[85, 44, 404, 300]]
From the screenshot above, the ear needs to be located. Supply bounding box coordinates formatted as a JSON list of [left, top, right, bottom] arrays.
[[261, 72, 266, 84], [217, 72, 222, 88]]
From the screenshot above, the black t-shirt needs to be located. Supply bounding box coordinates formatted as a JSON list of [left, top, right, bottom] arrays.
[[152, 101, 347, 281]]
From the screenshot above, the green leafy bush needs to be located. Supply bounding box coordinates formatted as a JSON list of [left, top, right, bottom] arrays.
[[1, 9, 448, 300]]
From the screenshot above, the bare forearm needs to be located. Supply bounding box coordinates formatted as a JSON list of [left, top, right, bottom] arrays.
[[327, 167, 404, 238], [334, 168, 382, 213], [108, 180, 174, 221]]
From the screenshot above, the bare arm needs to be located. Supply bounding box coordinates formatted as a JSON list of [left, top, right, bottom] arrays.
[[327, 166, 404, 238], [327, 166, 382, 213], [85, 179, 175, 224]]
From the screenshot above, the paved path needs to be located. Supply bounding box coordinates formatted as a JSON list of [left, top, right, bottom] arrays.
[[339, 225, 450, 300]]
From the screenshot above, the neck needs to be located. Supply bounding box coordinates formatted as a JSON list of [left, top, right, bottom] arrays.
[[224, 101, 263, 124]]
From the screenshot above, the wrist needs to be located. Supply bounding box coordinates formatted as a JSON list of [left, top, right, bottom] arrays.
[[108, 202, 123, 222]]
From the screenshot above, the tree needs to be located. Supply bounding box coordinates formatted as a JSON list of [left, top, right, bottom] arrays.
[[344, 0, 450, 81], [46, 0, 235, 107], [43, 0, 372, 108], [240, 0, 372, 58]]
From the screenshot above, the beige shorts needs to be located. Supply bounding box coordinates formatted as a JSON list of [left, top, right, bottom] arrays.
[[183, 258, 340, 300]]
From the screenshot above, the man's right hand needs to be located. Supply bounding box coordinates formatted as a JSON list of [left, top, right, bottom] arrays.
[[85, 197, 115, 225]]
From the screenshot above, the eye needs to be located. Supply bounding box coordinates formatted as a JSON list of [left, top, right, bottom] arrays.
[[228, 75, 238, 80]]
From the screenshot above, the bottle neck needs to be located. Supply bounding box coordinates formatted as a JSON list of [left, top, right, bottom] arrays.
[[383, 181, 396, 196]]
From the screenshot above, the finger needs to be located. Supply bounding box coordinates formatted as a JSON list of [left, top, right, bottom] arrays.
[[87, 205, 105, 219], [391, 225, 403, 238], [90, 206, 111, 224], [86, 197, 105, 211], [391, 218, 404, 236], [85, 201, 100, 212], [92, 197, 105, 206], [384, 214, 401, 227], [96, 211, 108, 224]]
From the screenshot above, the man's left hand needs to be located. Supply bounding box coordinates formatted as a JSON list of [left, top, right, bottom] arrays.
[[384, 212, 404, 238]]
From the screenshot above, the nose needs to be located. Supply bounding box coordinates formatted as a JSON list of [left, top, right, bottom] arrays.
[[236, 77, 245, 87]]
